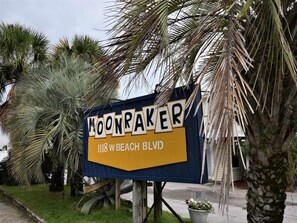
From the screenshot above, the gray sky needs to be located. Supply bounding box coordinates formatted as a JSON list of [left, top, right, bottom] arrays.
[[0, 0, 155, 97], [0, 0, 109, 147], [0, 0, 157, 147], [0, 0, 109, 44]]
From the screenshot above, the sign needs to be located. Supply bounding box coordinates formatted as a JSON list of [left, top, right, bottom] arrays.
[[83, 86, 208, 183]]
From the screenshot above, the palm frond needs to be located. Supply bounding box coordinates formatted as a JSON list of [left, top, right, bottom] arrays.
[[245, 1, 296, 112], [6, 55, 112, 184], [97, 0, 297, 211]]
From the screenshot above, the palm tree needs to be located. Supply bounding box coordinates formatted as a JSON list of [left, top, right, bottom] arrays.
[[51, 35, 105, 65], [49, 36, 111, 193], [0, 23, 48, 96], [2, 33, 111, 193], [0, 23, 49, 130], [92, 1, 296, 222], [6, 55, 112, 189]]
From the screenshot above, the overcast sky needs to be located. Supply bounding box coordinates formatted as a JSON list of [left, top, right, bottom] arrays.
[[0, 0, 157, 148], [0, 0, 109, 44]]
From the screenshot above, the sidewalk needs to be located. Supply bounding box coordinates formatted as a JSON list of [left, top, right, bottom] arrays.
[[122, 182, 297, 223], [0, 192, 33, 223]]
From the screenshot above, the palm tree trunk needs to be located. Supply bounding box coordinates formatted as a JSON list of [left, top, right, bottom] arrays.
[[49, 162, 64, 192], [246, 152, 288, 223], [70, 169, 83, 197]]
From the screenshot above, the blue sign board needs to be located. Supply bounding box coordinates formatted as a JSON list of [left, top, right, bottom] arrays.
[[83, 86, 207, 183]]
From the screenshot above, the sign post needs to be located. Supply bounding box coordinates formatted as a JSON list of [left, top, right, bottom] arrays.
[[115, 179, 121, 210], [154, 182, 162, 222], [142, 181, 147, 223], [133, 180, 144, 223]]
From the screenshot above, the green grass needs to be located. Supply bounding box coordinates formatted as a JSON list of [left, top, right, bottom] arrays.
[[0, 185, 189, 223]]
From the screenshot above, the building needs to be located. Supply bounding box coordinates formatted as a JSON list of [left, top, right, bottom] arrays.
[[202, 96, 248, 183]]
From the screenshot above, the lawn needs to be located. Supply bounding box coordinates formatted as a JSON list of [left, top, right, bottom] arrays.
[[0, 185, 189, 223]]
